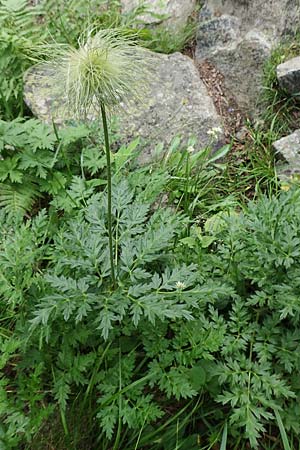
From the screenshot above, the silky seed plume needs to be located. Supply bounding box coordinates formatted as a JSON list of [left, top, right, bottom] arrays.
[[43, 29, 154, 118]]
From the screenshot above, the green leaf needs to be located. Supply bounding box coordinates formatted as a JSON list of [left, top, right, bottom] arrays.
[[220, 421, 228, 450], [53, 373, 71, 412], [204, 210, 237, 235], [0, 156, 22, 182], [113, 137, 140, 171], [22, 119, 56, 151], [199, 235, 215, 248], [82, 147, 106, 175], [188, 365, 206, 391], [208, 144, 231, 164], [19, 148, 53, 178], [0, 181, 38, 215], [179, 236, 197, 249], [274, 408, 292, 450]]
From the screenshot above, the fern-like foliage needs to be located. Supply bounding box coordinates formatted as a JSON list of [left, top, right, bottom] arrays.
[[208, 189, 300, 447], [0, 118, 95, 216], [31, 180, 199, 340], [4, 171, 300, 448], [0, 0, 46, 118], [0, 181, 39, 215], [19, 178, 235, 444]]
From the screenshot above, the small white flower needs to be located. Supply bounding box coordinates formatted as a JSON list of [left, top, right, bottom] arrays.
[[207, 126, 223, 140], [175, 281, 186, 290], [187, 145, 194, 154]]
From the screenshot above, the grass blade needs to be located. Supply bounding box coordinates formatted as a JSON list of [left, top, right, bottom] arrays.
[[220, 421, 227, 450], [274, 408, 292, 450]]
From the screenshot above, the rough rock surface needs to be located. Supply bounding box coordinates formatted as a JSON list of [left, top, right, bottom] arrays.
[[273, 130, 300, 179], [198, 0, 300, 37], [196, 0, 300, 114], [24, 52, 223, 164], [121, 0, 196, 29], [277, 56, 300, 96]]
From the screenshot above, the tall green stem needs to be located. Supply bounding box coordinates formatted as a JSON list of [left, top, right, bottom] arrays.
[[101, 103, 116, 286]]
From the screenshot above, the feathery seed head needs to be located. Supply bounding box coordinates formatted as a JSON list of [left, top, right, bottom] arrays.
[[46, 29, 154, 117]]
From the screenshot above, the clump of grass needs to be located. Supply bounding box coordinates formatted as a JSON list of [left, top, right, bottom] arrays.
[[140, 21, 197, 55], [226, 36, 300, 202], [260, 36, 300, 136], [232, 131, 278, 199]]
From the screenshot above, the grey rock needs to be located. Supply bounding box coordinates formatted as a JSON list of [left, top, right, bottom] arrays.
[[223, 30, 272, 111], [199, 0, 300, 38], [273, 129, 300, 162], [24, 52, 223, 164], [277, 56, 300, 96], [196, 0, 300, 114], [121, 0, 196, 29], [196, 15, 241, 59], [197, 26, 272, 112], [235, 125, 248, 143], [273, 129, 300, 179]]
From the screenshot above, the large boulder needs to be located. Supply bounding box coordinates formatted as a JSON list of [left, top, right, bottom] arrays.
[[198, 0, 300, 37], [121, 0, 196, 29], [196, 0, 300, 114], [24, 52, 223, 164]]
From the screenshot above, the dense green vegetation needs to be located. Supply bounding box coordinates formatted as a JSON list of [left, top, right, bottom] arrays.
[[1, 1, 300, 449]]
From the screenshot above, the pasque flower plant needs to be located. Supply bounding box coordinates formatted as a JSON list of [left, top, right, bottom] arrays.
[[41, 29, 154, 284]]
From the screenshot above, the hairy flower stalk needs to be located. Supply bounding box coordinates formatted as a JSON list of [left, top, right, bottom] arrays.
[[101, 102, 115, 285], [41, 29, 153, 285]]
